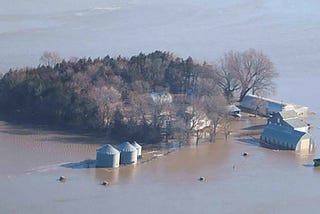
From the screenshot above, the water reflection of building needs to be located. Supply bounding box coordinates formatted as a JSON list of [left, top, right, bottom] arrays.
[[95, 168, 120, 183], [95, 165, 138, 184]]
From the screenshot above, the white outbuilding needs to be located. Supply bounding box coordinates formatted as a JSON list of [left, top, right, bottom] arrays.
[[240, 94, 308, 116]]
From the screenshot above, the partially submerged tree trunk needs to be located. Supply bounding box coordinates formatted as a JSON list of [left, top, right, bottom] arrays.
[[221, 117, 232, 141], [195, 130, 200, 145]]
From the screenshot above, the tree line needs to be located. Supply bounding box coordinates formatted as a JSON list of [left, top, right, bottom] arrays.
[[0, 49, 277, 144]]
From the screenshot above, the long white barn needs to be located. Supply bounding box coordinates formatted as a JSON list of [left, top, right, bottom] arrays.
[[240, 94, 308, 116]]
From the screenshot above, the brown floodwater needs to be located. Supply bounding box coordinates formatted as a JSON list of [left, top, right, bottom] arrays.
[[2, 0, 320, 213], [0, 112, 319, 214]]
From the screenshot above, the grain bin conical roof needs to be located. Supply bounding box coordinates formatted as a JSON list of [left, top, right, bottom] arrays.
[[132, 141, 142, 149], [97, 144, 120, 155], [132, 141, 142, 158], [117, 142, 137, 152]]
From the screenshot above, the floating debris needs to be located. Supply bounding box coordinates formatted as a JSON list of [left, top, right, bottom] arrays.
[[242, 152, 248, 157], [101, 180, 109, 186], [58, 176, 66, 182], [198, 177, 206, 181], [313, 158, 320, 167]]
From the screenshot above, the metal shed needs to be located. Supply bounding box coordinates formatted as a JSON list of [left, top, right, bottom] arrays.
[[260, 124, 314, 152], [96, 144, 120, 168], [241, 94, 309, 116], [132, 141, 142, 159], [117, 142, 138, 165], [241, 94, 285, 115], [268, 110, 309, 133]]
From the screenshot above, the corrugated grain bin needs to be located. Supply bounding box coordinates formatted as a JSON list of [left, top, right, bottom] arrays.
[[117, 142, 138, 165], [96, 144, 120, 168], [132, 141, 142, 159]]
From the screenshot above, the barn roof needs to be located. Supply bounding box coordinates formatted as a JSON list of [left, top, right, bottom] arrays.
[[261, 124, 310, 145], [284, 118, 307, 128], [241, 94, 286, 106], [279, 110, 298, 120]]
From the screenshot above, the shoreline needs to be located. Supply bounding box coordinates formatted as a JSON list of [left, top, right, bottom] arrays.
[[0, 111, 314, 180], [0, 113, 267, 177], [0, 112, 318, 214]]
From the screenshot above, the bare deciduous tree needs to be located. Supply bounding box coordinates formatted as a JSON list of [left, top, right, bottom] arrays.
[[183, 98, 206, 144], [238, 49, 277, 101], [128, 92, 151, 124], [221, 117, 232, 140], [217, 49, 278, 102], [252, 97, 268, 117], [201, 94, 227, 141], [90, 86, 122, 128], [217, 51, 241, 103], [40, 51, 62, 67]]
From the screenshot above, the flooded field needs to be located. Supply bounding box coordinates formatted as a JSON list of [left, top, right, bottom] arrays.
[[0, 112, 319, 213], [1, 0, 320, 213]]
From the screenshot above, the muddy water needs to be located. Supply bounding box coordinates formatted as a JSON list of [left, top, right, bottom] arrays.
[[2, 0, 320, 213], [0, 122, 105, 176], [0, 112, 319, 213]]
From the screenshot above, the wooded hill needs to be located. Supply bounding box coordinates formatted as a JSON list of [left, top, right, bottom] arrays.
[[0, 50, 277, 144]]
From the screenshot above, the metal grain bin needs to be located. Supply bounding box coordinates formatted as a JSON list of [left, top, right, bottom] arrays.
[[131, 141, 142, 159], [96, 144, 120, 168], [117, 142, 138, 165]]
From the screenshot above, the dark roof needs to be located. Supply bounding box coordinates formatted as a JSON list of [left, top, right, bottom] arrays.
[[261, 124, 310, 146]]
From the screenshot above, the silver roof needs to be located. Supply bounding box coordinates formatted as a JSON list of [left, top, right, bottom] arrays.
[[261, 124, 310, 145], [131, 141, 142, 149], [279, 110, 298, 120], [96, 144, 120, 155], [284, 118, 307, 128], [226, 105, 240, 112], [117, 142, 137, 152]]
